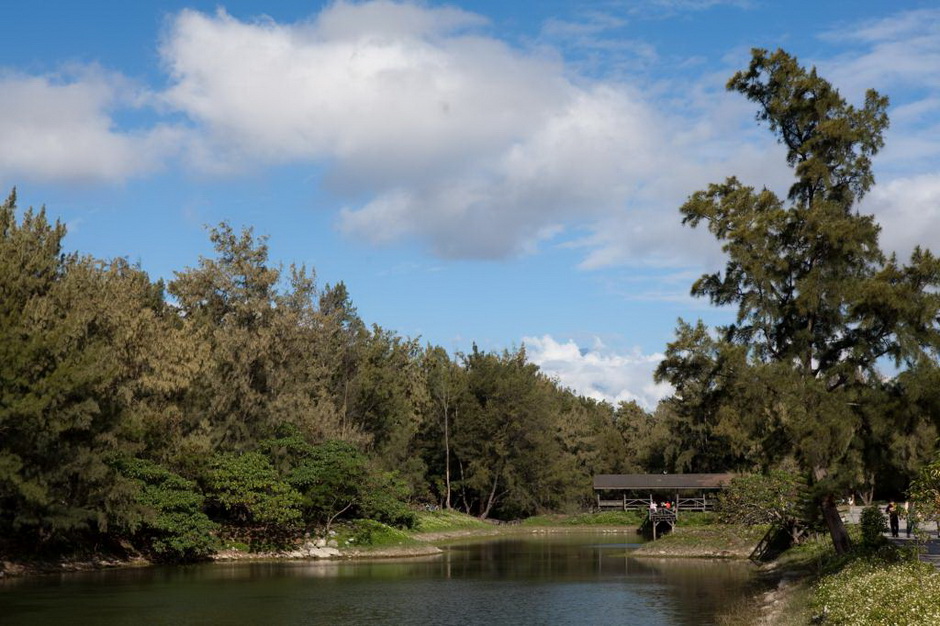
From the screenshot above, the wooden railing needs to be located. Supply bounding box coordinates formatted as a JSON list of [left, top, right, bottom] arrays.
[[596, 494, 718, 512]]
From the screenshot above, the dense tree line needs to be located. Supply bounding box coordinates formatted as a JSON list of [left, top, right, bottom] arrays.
[[0, 191, 659, 561], [2, 48, 937, 563]]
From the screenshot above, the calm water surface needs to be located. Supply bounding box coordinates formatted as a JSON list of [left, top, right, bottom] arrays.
[[0, 531, 755, 625]]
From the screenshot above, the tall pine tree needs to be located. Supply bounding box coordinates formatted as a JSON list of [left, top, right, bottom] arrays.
[[656, 49, 940, 553]]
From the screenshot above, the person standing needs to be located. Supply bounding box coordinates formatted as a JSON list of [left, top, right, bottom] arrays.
[[886, 501, 900, 538]]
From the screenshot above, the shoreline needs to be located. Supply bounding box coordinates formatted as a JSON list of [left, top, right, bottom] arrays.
[[1, 524, 643, 579], [631, 525, 767, 560], [4, 522, 805, 624]]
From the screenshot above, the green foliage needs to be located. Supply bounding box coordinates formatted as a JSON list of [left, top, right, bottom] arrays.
[[203, 452, 302, 532], [812, 557, 940, 625], [451, 345, 581, 519], [0, 191, 149, 548], [413, 509, 490, 533], [910, 451, 940, 525], [3, 186, 751, 561], [717, 471, 808, 527], [655, 49, 940, 553], [340, 519, 415, 548], [169, 224, 346, 453], [117, 457, 218, 561], [775, 530, 838, 569], [289, 440, 368, 529], [359, 471, 417, 529], [859, 505, 888, 548], [522, 511, 645, 526]]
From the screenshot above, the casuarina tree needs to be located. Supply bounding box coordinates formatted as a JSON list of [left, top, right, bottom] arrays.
[[656, 49, 940, 553]]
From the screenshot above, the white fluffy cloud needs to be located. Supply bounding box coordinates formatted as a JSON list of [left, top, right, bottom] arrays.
[[2, 2, 938, 266], [862, 174, 940, 259], [817, 8, 940, 257], [158, 4, 670, 259], [523, 334, 671, 409], [154, 2, 805, 264], [0, 69, 180, 183]]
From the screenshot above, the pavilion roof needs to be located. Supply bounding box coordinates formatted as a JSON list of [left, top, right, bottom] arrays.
[[593, 473, 736, 491]]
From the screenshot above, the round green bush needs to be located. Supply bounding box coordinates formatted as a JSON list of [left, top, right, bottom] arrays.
[[860, 505, 887, 547]]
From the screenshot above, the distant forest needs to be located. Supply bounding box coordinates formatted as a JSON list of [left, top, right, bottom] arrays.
[[1, 189, 682, 560]]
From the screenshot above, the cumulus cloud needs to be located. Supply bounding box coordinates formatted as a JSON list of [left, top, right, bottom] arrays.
[[160, 4, 566, 175], [817, 9, 940, 255], [2, 2, 937, 267], [0, 68, 180, 183], [155, 2, 802, 264], [157, 3, 675, 258], [862, 174, 940, 259], [820, 8, 940, 93], [524, 334, 671, 409]]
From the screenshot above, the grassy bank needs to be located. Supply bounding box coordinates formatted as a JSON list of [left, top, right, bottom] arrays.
[[811, 553, 940, 624], [712, 525, 940, 626], [522, 510, 644, 526], [413, 509, 492, 533], [632, 524, 767, 559]]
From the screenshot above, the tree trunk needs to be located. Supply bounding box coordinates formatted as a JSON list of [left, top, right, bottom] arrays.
[[861, 474, 875, 506], [820, 493, 851, 554], [325, 501, 354, 537], [444, 404, 452, 510], [457, 459, 471, 514], [480, 470, 501, 520]]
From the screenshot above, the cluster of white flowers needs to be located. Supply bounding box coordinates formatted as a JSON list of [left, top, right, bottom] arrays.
[[813, 559, 940, 625]]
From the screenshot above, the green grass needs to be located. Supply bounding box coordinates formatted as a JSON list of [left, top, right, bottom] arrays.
[[675, 511, 719, 527], [634, 523, 769, 558], [773, 525, 881, 576], [412, 509, 490, 533], [522, 511, 645, 526], [335, 519, 419, 548]]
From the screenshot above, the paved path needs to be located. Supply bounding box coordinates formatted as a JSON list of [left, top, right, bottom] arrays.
[[887, 533, 940, 569]]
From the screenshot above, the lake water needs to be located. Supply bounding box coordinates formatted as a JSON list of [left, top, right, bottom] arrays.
[[0, 531, 755, 625]]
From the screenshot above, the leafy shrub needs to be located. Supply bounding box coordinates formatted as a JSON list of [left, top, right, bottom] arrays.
[[359, 472, 417, 529], [343, 519, 413, 547], [117, 458, 218, 562], [289, 440, 368, 531], [860, 505, 887, 547], [203, 452, 302, 533], [910, 453, 940, 530], [717, 470, 807, 526], [288, 440, 416, 531]]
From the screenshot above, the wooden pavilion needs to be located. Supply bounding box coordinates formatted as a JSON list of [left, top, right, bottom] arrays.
[[593, 473, 735, 513]]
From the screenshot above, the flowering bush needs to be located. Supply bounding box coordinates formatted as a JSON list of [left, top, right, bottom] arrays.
[[812, 557, 940, 625]]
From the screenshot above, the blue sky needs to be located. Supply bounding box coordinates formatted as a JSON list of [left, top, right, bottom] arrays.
[[2, 1, 939, 408]]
